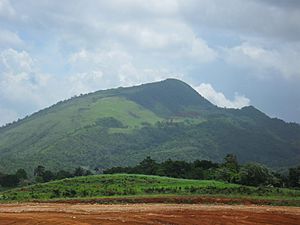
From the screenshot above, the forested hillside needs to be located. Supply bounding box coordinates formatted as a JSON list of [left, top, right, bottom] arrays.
[[0, 79, 299, 173]]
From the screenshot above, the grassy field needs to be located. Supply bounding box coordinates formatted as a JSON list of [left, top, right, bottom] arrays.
[[0, 174, 299, 205]]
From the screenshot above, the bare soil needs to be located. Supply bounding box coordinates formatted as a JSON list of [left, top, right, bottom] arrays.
[[0, 202, 300, 225]]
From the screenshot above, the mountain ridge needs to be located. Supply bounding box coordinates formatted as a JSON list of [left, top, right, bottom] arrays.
[[0, 79, 299, 173]]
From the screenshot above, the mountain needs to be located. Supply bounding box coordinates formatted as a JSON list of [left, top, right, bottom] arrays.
[[0, 78, 299, 173]]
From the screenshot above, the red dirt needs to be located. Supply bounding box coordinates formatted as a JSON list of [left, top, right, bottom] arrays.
[[0, 203, 299, 225]]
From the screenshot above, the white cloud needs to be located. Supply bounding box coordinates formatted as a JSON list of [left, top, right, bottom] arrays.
[[68, 48, 132, 71], [181, 0, 300, 42], [224, 42, 300, 78], [118, 62, 183, 86], [112, 24, 174, 49], [0, 29, 23, 48], [0, 48, 33, 73], [0, 49, 56, 124], [111, 21, 217, 63], [102, 0, 179, 16], [68, 48, 183, 91], [0, 48, 50, 109], [195, 83, 250, 109], [0, 107, 18, 126], [0, 0, 15, 19], [189, 36, 217, 63], [13, 0, 299, 43], [68, 70, 104, 94]]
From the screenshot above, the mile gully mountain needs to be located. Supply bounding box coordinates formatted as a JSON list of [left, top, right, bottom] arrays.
[[0, 79, 299, 173]]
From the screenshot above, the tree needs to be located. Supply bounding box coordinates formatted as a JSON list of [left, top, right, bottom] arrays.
[[158, 159, 191, 178], [85, 169, 93, 176], [213, 154, 240, 183], [189, 167, 204, 179], [0, 174, 20, 187], [34, 165, 47, 183], [223, 154, 239, 172], [214, 167, 237, 183], [238, 163, 276, 186], [34, 165, 45, 177], [42, 170, 55, 182], [103, 166, 130, 174], [73, 167, 85, 177], [73, 167, 92, 177], [193, 160, 218, 170], [136, 156, 158, 175], [55, 170, 73, 180], [15, 169, 28, 180], [288, 166, 300, 187]]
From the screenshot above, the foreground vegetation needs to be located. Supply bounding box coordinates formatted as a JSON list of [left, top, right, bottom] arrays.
[[1, 174, 300, 205], [1, 154, 300, 189], [1, 155, 299, 206], [105, 155, 300, 188]]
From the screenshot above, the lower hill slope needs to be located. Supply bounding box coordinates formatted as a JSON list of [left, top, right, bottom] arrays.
[[1, 174, 299, 205]]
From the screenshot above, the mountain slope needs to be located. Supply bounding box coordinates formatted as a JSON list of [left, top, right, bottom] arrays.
[[0, 79, 299, 173]]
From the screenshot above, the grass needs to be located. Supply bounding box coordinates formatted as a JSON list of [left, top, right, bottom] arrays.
[[0, 174, 299, 205], [87, 97, 162, 128], [0, 95, 163, 173]]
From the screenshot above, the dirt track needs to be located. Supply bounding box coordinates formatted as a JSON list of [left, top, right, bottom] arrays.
[[0, 203, 300, 225]]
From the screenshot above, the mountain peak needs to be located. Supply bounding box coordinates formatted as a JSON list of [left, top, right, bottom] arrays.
[[122, 78, 215, 117], [240, 105, 268, 120]]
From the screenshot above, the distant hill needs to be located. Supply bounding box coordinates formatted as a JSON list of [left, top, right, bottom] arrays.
[[0, 79, 299, 173]]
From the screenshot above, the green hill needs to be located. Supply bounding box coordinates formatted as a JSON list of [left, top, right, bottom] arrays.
[[1, 174, 299, 204], [0, 79, 299, 173]]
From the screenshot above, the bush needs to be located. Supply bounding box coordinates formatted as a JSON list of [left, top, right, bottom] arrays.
[[63, 189, 77, 198], [238, 163, 276, 186], [0, 174, 20, 187]]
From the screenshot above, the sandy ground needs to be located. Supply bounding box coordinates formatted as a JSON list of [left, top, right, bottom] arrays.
[[0, 203, 300, 225]]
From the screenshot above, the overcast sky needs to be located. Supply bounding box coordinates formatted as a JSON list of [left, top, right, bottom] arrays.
[[0, 0, 300, 125]]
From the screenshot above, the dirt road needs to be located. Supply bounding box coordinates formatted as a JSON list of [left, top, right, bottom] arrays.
[[0, 203, 299, 225]]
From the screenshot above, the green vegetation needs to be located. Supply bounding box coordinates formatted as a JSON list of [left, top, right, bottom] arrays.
[[0, 79, 300, 174], [1, 174, 299, 204], [1, 155, 299, 195], [103, 156, 300, 188], [0, 165, 91, 188], [1, 155, 299, 205]]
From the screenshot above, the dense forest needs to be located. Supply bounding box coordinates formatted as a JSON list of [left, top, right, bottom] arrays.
[[1, 155, 299, 189]]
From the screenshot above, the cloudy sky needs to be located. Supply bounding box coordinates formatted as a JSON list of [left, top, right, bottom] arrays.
[[0, 0, 300, 125]]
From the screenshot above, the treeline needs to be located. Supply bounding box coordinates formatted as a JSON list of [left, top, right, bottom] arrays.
[[103, 155, 300, 188], [0, 166, 92, 188], [1, 155, 300, 189], [0, 169, 28, 188]]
